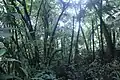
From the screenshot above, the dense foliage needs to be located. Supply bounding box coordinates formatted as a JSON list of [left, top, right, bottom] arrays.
[[0, 0, 120, 80]]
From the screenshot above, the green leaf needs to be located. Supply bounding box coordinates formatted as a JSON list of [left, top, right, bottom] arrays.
[[0, 42, 5, 48], [15, 67, 28, 78], [2, 58, 21, 63], [0, 49, 6, 56]]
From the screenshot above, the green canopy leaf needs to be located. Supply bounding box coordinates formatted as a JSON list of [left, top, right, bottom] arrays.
[[0, 49, 6, 56]]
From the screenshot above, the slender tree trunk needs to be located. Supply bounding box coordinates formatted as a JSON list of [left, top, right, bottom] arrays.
[[81, 25, 89, 53], [74, 4, 81, 65], [61, 37, 65, 60], [112, 29, 116, 58], [99, 0, 104, 62], [47, 2, 69, 66], [92, 20, 95, 61], [68, 16, 75, 64]]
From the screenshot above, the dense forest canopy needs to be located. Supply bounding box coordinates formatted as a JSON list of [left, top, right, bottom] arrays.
[[0, 0, 120, 80]]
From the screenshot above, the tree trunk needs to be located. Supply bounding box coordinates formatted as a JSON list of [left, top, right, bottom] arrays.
[[68, 16, 75, 64]]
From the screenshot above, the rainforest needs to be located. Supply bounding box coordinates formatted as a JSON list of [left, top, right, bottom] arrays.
[[0, 0, 120, 80]]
